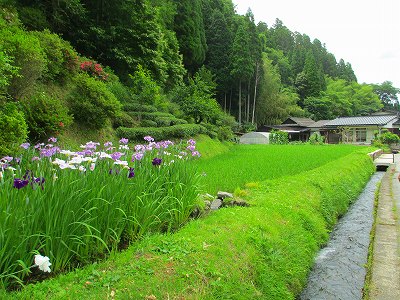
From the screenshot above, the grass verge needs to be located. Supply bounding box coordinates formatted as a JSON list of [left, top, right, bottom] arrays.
[[4, 149, 375, 300]]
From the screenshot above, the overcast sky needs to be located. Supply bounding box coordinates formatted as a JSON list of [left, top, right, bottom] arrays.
[[232, 0, 400, 89]]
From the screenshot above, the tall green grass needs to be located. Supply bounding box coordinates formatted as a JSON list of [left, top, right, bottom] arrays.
[[194, 144, 371, 194], [0, 138, 201, 289]]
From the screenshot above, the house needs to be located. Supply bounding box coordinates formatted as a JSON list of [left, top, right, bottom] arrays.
[[258, 117, 315, 142], [323, 115, 400, 144]]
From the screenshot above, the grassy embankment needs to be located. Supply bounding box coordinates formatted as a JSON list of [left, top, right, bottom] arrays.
[[4, 138, 375, 299]]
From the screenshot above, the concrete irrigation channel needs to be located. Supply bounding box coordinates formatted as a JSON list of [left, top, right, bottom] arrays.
[[300, 171, 385, 300]]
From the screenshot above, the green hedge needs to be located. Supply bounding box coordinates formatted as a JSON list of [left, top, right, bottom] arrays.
[[116, 124, 204, 141], [123, 103, 158, 113]]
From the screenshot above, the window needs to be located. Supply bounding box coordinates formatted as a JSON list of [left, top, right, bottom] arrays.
[[355, 128, 367, 143]]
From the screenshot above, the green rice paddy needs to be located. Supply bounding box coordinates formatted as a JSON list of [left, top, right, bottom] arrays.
[[194, 144, 371, 194]]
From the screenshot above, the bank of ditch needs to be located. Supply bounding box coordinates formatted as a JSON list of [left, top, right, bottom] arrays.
[[4, 150, 375, 299]]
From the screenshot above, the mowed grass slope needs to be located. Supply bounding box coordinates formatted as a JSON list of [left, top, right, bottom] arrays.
[[4, 143, 376, 299], [194, 143, 369, 194]]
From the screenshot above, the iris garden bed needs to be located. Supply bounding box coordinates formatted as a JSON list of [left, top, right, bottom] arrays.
[[0, 136, 202, 290]]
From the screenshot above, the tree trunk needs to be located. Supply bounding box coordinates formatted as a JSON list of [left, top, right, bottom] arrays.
[[252, 62, 261, 125], [224, 92, 227, 113], [238, 79, 242, 125], [229, 89, 232, 113], [247, 79, 251, 123]]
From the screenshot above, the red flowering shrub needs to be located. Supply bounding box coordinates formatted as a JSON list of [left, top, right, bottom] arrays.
[[79, 60, 108, 81]]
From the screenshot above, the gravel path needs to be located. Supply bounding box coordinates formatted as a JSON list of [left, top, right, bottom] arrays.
[[300, 172, 384, 300]]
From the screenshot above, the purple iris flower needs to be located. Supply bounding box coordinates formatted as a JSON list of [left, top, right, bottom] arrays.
[[13, 178, 29, 189], [20, 142, 30, 149], [111, 152, 123, 160], [128, 167, 135, 178], [48, 137, 57, 143], [119, 138, 129, 144], [152, 157, 162, 166], [144, 136, 154, 142]]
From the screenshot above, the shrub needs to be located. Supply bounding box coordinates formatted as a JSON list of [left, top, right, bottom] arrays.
[[378, 130, 400, 145], [112, 111, 137, 129], [270, 130, 289, 144], [308, 132, 325, 145], [116, 124, 203, 141], [0, 102, 28, 155], [129, 65, 162, 106], [107, 81, 133, 104], [0, 49, 18, 94], [140, 119, 158, 127], [123, 103, 158, 113], [2, 29, 47, 99], [21, 91, 73, 141], [79, 60, 108, 81], [68, 74, 122, 129], [31, 30, 78, 81]]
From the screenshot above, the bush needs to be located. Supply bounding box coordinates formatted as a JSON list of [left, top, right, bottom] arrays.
[[21, 91, 73, 141], [270, 130, 289, 144], [107, 81, 133, 104], [32, 30, 78, 81], [308, 132, 325, 145], [140, 119, 158, 127], [68, 74, 122, 129], [123, 103, 158, 113], [0, 49, 18, 94], [378, 130, 400, 145], [2, 28, 47, 99], [0, 102, 28, 155], [116, 124, 204, 141], [111, 111, 137, 129]]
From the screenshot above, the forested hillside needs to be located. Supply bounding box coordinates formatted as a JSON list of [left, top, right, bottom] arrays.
[[0, 0, 398, 155]]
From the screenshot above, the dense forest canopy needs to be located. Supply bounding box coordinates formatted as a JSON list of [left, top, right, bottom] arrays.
[[0, 0, 398, 154]]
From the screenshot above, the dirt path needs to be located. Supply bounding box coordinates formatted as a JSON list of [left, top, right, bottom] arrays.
[[368, 154, 400, 300]]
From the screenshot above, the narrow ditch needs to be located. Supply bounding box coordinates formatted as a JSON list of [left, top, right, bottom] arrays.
[[300, 171, 384, 300]]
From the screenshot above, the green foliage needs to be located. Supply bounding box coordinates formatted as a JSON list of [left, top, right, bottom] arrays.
[[305, 77, 382, 120], [270, 130, 289, 144], [0, 102, 28, 155], [68, 74, 122, 129], [0, 138, 201, 289], [123, 103, 158, 113], [375, 129, 400, 145], [116, 124, 204, 141], [174, 0, 207, 72], [308, 132, 325, 145], [32, 30, 79, 81], [371, 81, 400, 110], [129, 65, 162, 106], [172, 67, 221, 124], [1, 26, 47, 99], [0, 49, 18, 94], [21, 91, 72, 141], [106, 81, 133, 104], [256, 55, 304, 125]]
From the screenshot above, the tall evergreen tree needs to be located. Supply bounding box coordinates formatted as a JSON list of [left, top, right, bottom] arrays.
[[203, 7, 233, 109], [230, 18, 253, 125], [173, 0, 207, 74]]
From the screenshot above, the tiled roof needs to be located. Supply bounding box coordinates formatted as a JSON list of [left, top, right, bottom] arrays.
[[324, 115, 398, 127], [308, 120, 330, 128], [283, 117, 315, 127]]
